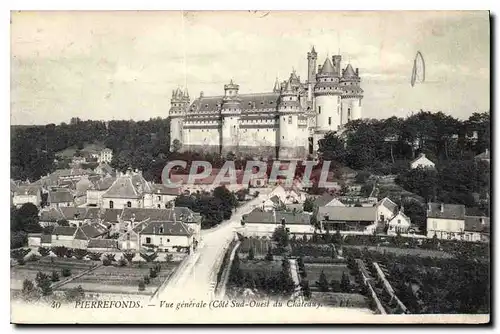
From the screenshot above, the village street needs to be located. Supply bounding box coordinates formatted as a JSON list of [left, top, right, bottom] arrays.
[[155, 195, 265, 301]]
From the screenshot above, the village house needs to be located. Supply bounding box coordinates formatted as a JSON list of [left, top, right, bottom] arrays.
[[143, 183, 182, 209], [316, 206, 379, 233], [410, 153, 435, 169], [241, 209, 313, 236], [426, 202, 490, 242], [39, 207, 66, 227], [376, 197, 411, 233], [94, 163, 115, 176], [87, 239, 119, 252], [98, 148, 113, 163], [46, 189, 74, 208], [86, 175, 116, 207], [313, 193, 346, 208], [101, 171, 152, 209], [261, 195, 285, 212], [49, 226, 89, 249], [13, 185, 42, 208]]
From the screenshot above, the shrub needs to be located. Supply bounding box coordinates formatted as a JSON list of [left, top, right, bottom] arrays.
[[22, 279, 35, 295], [166, 254, 173, 263], [88, 252, 102, 261], [52, 246, 69, 258], [51, 270, 60, 282], [149, 268, 158, 278], [123, 252, 135, 263], [27, 254, 40, 262], [61, 268, 72, 277], [66, 248, 74, 258], [74, 249, 88, 260], [17, 258, 26, 265], [118, 258, 127, 267], [38, 247, 50, 257], [265, 247, 273, 261], [104, 253, 116, 262], [11, 248, 30, 262], [65, 285, 85, 302], [155, 264, 162, 273], [140, 252, 158, 263], [102, 259, 112, 266], [138, 280, 145, 291], [143, 275, 150, 285], [248, 247, 255, 260]]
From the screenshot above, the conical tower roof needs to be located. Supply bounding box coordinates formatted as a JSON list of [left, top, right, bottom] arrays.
[[320, 57, 334, 74], [273, 78, 280, 92], [343, 64, 357, 78], [184, 88, 189, 97], [284, 79, 293, 92]]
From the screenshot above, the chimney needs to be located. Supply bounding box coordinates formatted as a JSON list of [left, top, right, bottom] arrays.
[[355, 68, 359, 76], [427, 202, 431, 212], [440, 203, 444, 213], [318, 65, 322, 72], [200, 91, 204, 98]]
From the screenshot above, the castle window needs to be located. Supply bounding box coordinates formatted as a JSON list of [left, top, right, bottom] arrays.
[[289, 97, 292, 101], [328, 117, 331, 125], [288, 116, 292, 124], [109, 201, 114, 209], [127, 201, 132, 208], [283, 117, 285, 121], [282, 136, 284, 139], [318, 106, 321, 114]]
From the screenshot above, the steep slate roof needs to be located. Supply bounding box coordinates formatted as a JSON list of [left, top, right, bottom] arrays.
[[464, 216, 490, 233], [187, 92, 280, 115], [121, 207, 196, 223], [60, 207, 88, 220], [377, 197, 398, 215], [269, 195, 282, 205], [48, 189, 74, 203], [39, 208, 65, 222], [91, 176, 117, 191], [243, 210, 311, 225], [88, 239, 118, 249], [74, 228, 89, 240], [342, 64, 357, 78], [81, 223, 108, 238], [84, 208, 101, 220], [139, 220, 193, 236], [102, 208, 123, 223], [320, 57, 335, 74], [427, 203, 466, 220], [318, 206, 377, 222], [52, 226, 78, 236], [102, 176, 141, 199]]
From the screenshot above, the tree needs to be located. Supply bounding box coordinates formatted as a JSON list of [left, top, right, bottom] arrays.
[[65, 285, 85, 302], [272, 226, 290, 253], [248, 247, 255, 260], [172, 139, 182, 153], [74, 249, 88, 260], [123, 252, 135, 263], [51, 270, 60, 282], [140, 252, 158, 263], [316, 270, 329, 292], [57, 219, 69, 226], [265, 247, 274, 261], [138, 280, 146, 291], [317, 132, 347, 163], [61, 268, 72, 277], [301, 280, 312, 298], [22, 279, 35, 296], [35, 272, 52, 296], [303, 197, 315, 212], [38, 247, 50, 257], [340, 271, 351, 292]]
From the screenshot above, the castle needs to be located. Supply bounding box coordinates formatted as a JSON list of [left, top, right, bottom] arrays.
[[169, 47, 363, 159]]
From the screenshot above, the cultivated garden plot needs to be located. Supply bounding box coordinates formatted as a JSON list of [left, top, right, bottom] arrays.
[[60, 261, 181, 295], [11, 257, 97, 290], [304, 263, 355, 290], [239, 237, 274, 256]]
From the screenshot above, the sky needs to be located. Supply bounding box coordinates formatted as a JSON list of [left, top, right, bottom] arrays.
[[10, 10, 490, 125]]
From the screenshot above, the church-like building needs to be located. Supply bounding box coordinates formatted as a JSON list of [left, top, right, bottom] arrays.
[[169, 47, 364, 159]]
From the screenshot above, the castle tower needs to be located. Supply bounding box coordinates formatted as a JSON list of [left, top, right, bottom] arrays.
[[332, 55, 342, 77], [221, 79, 242, 155], [273, 78, 280, 93], [340, 64, 363, 125], [278, 78, 305, 159], [169, 87, 189, 150], [314, 57, 343, 136], [307, 46, 318, 102]]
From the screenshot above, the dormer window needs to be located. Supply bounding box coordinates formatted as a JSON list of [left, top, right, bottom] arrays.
[[159, 226, 164, 234]]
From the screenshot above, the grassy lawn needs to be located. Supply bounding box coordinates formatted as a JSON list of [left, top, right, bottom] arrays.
[[304, 263, 354, 288], [60, 261, 180, 295], [11, 257, 97, 290]]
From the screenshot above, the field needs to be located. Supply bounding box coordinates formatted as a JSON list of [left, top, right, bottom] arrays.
[[342, 245, 454, 258], [61, 262, 180, 295], [304, 263, 354, 289], [11, 258, 97, 290]]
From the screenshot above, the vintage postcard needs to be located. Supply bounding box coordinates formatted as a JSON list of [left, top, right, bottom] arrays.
[[10, 10, 490, 324]]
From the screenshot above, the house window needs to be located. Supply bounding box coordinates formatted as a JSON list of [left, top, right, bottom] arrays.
[[288, 116, 292, 124], [160, 237, 162, 245], [127, 201, 132, 208], [328, 117, 331, 125], [318, 106, 321, 114], [167, 239, 170, 243], [146, 237, 151, 244], [348, 108, 351, 119], [398, 219, 401, 224], [127, 234, 130, 240], [159, 227, 164, 234], [380, 215, 385, 222], [157, 204, 161, 208], [109, 201, 114, 209]]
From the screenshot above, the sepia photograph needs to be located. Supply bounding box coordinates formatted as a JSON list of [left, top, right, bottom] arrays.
[[9, 10, 491, 324]]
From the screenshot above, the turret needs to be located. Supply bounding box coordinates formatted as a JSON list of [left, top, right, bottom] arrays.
[[307, 46, 318, 84], [313, 57, 343, 133], [340, 63, 363, 125], [221, 79, 242, 155], [278, 78, 304, 159], [169, 87, 190, 150], [273, 78, 280, 93]]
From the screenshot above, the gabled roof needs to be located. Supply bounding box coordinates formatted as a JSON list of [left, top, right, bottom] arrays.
[[102, 176, 141, 199], [91, 175, 116, 191], [74, 228, 89, 241], [410, 153, 435, 166], [81, 223, 108, 238], [313, 193, 335, 207], [318, 206, 377, 222], [427, 203, 466, 220], [150, 183, 182, 196], [377, 197, 398, 215], [48, 189, 74, 204], [84, 207, 101, 220], [268, 195, 283, 205], [139, 220, 193, 236], [102, 208, 123, 223], [60, 207, 88, 220], [464, 216, 490, 233], [121, 207, 196, 223], [52, 226, 77, 236], [243, 210, 311, 225], [39, 207, 65, 222]]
